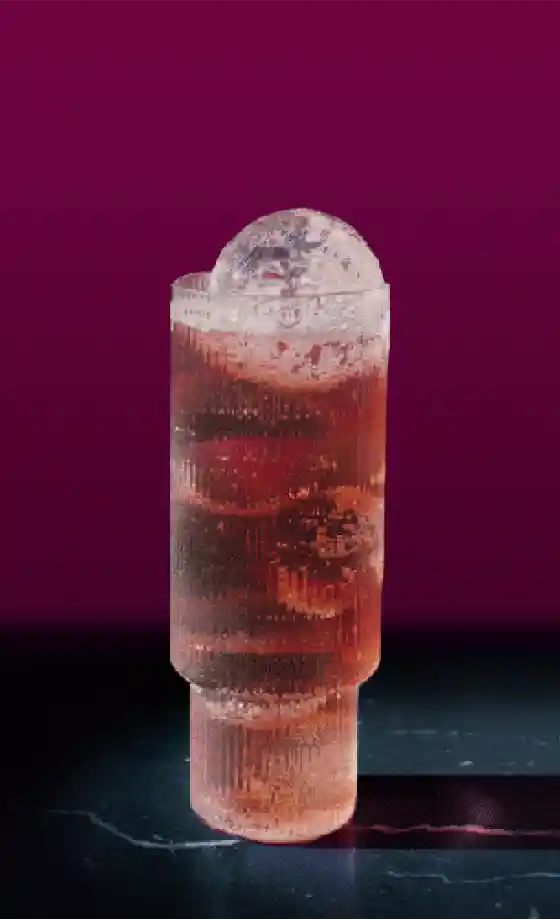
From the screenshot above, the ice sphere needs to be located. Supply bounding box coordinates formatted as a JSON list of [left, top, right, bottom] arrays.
[[206, 208, 389, 347], [174, 208, 390, 390], [209, 207, 385, 300]]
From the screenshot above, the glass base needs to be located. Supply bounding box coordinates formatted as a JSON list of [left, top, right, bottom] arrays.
[[189, 684, 358, 844]]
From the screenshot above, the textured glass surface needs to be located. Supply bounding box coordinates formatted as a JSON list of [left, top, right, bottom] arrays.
[[170, 210, 389, 843]]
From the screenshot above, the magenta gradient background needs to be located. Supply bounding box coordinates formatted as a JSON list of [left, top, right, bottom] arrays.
[[1, 1, 560, 631]]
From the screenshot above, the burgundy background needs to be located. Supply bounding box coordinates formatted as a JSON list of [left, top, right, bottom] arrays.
[[1, 1, 559, 631]]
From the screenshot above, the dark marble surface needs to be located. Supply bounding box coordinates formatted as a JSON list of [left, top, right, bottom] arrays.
[[2, 630, 560, 918]]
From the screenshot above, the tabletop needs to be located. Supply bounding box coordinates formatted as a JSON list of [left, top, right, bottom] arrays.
[[1, 629, 559, 918]]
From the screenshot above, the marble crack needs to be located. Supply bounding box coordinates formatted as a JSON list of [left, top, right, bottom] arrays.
[[385, 870, 560, 886], [389, 729, 552, 745], [48, 809, 241, 851], [360, 822, 560, 840], [47, 812, 560, 858]]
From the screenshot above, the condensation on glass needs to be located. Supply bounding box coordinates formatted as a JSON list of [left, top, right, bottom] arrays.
[[170, 209, 390, 843]]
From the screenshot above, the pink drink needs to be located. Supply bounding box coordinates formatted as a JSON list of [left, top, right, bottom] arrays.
[[171, 269, 388, 843]]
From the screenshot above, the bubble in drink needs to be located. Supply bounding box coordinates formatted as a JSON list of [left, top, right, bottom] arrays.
[[170, 208, 390, 843]]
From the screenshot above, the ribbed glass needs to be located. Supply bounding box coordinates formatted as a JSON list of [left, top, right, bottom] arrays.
[[171, 271, 388, 843]]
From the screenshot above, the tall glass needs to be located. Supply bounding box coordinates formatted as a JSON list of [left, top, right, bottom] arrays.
[[171, 271, 389, 843]]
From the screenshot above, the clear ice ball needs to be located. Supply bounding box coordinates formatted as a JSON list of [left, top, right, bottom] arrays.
[[209, 208, 385, 300], [198, 208, 389, 387]]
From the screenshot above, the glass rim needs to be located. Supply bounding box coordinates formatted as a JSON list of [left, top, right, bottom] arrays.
[[171, 271, 390, 301], [172, 272, 210, 293]]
